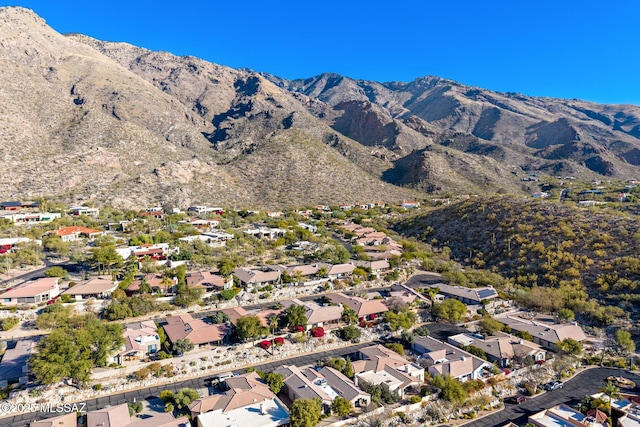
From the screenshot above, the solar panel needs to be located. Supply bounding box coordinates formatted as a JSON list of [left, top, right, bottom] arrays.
[[477, 289, 497, 299]]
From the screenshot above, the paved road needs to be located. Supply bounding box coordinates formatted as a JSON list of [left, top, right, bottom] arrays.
[[1, 341, 372, 427], [404, 272, 445, 288], [463, 367, 640, 427]]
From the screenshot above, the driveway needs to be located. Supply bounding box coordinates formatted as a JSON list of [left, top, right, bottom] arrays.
[[463, 367, 640, 427]]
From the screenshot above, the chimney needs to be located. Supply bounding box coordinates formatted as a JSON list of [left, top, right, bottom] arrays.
[[260, 402, 266, 415]]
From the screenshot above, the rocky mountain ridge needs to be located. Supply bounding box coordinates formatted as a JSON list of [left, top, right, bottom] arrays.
[[1, 7, 639, 208]]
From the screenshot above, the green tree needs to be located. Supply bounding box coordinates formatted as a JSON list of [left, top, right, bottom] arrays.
[[217, 259, 237, 278], [558, 338, 583, 355], [477, 317, 504, 336], [431, 375, 467, 404], [616, 329, 636, 354], [331, 396, 353, 417], [160, 389, 174, 402], [0, 317, 19, 331], [172, 339, 194, 355], [343, 357, 354, 379], [44, 266, 68, 278], [385, 343, 405, 355], [557, 308, 575, 322], [384, 308, 417, 331], [602, 382, 621, 418], [139, 279, 152, 294], [334, 325, 361, 342], [341, 306, 358, 325], [258, 371, 285, 394], [210, 311, 231, 324], [174, 388, 200, 409], [432, 299, 467, 323], [514, 330, 534, 341], [90, 245, 123, 274], [283, 304, 308, 329], [35, 302, 72, 329], [290, 398, 322, 427], [236, 315, 266, 343]]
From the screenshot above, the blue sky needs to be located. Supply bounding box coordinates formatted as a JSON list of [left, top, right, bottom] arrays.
[[4, 1, 640, 105]]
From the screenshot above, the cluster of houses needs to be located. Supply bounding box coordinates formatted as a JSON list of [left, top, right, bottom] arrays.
[[525, 391, 640, 427], [338, 222, 403, 261], [28, 404, 189, 427]]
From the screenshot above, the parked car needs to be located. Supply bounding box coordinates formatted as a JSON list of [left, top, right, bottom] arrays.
[[544, 381, 564, 391], [505, 395, 526, 404]]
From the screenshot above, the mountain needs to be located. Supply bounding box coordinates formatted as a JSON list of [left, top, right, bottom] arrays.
[[270, 73, 640, 180], [2, 7, 640, 209], [0, 7, 418, 208]]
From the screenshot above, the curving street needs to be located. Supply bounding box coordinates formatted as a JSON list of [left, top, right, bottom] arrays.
[[463, 367, 640, 427]]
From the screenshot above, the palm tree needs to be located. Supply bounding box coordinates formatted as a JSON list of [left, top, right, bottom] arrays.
[[602, 382, 621, 418], [268, 315, 280, 354]]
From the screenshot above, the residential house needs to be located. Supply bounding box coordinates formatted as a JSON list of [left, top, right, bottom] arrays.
[[428, 283, 499, 305], [327, 292, 388, 321], [187, 271, 232, 292], [353, 259, 390, 277], [62, 276, 117, 300], [243, 227, 287, 240], [127, 273, 176, 295], [116, 243, 178, 261], [0, 211, 60, 225], [447, 332, 546, 367], [0, 338, 36, 387], [496, 313, 587, 351], [0, 201, 23, 210], [232, 267, 281, 289], [86, 403, 190, 427], [70, 206, 100, 217], [163, 314, 228, 348], [276, 365, 370, 411], [112, 321, 160, 364], [412, 336, 493, 382], [527, 404, 608, 427], [138, 210, 165, 220], [0, 237, 34, 254], [304, 366, 371, 407], [0, 277, 60, 305], [48, 226, 103, 242], [29, 412, 77, 427], [178, 218, 220, 230], [222, 307, 283, 329], [353, 344, 424, 398], [401, 201, 420, 209], [187, 206, 223, 214], [189, 372, 289, 427], [319, 262, 355, 279], [389, 283, 431, 305], [281, 298, 343, 330], [179, 232, 234, 248]]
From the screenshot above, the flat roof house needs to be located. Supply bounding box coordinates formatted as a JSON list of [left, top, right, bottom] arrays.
[[527, 404, 607, 427], [1, 277, 60, 305], [412, 336, 493, 382], [163, 314, 228, 348], [62, 276, 117, 300]]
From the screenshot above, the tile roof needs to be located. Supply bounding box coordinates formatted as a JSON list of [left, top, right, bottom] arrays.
[[1, 277, 59, 299], [189, 372, 275, 415], [62, 276, 117, 296], [51, 226, 103, 237], [163, 314, 228, 345], [497, 314, 587, 344], [29, 412, 77, 427], [327, 293, 388, 317], [413, 336, 491, 379], [86, 403, 131, 427]]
